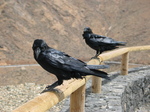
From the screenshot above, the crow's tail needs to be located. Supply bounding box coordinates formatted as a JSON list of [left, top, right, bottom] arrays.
[[73, 64, 110, 80], [90, 69, 110, 80], [87, 65, 109, 69], [81, 69, 110, 80], [116, 41, 126, 46], [83, 65, 110, 80]]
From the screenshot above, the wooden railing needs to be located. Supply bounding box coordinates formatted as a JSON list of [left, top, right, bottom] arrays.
[[13, 45, 150, 112]]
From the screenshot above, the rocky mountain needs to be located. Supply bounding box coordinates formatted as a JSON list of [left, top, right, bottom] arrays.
[[0, 0, 150, 65]]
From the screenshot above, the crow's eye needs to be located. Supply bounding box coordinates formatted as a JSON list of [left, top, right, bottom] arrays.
[[41, 46, 46, 51], [32, 46, 36, 50]]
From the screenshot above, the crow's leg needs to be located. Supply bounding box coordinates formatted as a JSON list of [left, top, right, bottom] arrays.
[[91, 50, 101, 59], [46, 81, 59, 89], [96, 50, 101, 57], [90, 50, 102, 64], [41, 81, 59, 93], [41, 79, 63, 93]]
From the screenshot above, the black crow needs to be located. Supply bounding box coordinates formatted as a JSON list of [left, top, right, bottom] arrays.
[[32, 39, 110, 92], [82, 27, 126, 58]]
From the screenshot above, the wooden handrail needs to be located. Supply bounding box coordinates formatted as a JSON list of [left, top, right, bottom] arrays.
[[128, 45, 150, 52], [13, 45, 150, 112], [12, 78, 87, 112], [98, 48, 129, 61], [12, 60, 96, 112]]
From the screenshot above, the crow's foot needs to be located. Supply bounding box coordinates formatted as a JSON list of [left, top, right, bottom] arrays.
[[91, 56, 99, 60], [41, 87, 54, 94], [40, 85, 55, 93], [41, 81, 59, 93], [90, 56, 101, 64]]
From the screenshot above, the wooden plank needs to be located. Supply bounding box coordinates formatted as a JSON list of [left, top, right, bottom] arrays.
[[128, 45, 150, 52], [98, 48, 129, 61], [12, 79, 86, 112]]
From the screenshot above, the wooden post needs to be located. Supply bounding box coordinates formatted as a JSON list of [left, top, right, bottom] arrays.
[[92, 61, 105, 93], [92, 76, 102, 93], [88, 59, 102, 93], [70, 84, 86, 112], [121, 52, 129, 75]]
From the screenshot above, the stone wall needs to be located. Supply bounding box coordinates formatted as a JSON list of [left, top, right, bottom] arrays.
[[78, 66, 150, 112], [85, 66, 150, 112], [52, 66, 150, 112], [121, 72, 150, 112]]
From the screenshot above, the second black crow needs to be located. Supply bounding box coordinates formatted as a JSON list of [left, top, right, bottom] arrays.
[[82, 27, 126, 58]]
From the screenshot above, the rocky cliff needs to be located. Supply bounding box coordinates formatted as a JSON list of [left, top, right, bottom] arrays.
[[0, 0, 150, 65]]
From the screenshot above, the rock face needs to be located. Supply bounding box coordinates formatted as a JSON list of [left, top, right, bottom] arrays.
[[0, 0, 150, 65]]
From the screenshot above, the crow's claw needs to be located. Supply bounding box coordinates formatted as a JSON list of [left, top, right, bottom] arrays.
[[40, 87, 54, 94]]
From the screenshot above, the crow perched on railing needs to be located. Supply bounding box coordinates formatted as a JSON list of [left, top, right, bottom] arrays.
[[82, 27, 126, 58], [32, 39, 110, 93]]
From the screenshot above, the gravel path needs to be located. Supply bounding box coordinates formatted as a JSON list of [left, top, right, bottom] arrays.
[[0, 66, 150, 112], [0, 83, 46, 112]]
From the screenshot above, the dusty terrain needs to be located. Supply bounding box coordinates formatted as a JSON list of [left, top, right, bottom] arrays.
[[0, 0, 150, 86]]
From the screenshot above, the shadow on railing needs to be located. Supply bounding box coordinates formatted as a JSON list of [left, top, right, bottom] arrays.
[[13, 45, 150, 112]]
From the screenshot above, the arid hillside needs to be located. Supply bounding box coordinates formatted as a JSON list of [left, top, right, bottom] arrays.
[[0, 0, 150, 65]]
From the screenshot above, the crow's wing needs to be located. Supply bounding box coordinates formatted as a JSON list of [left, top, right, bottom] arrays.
[[43, 48, 110, 78], [44, 48, 88, 72], [90, 34, 119, 45]]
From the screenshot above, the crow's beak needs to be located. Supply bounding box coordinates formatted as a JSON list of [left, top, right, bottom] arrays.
[[34, 47, 41, 59], [84, 28, 87, 32]]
